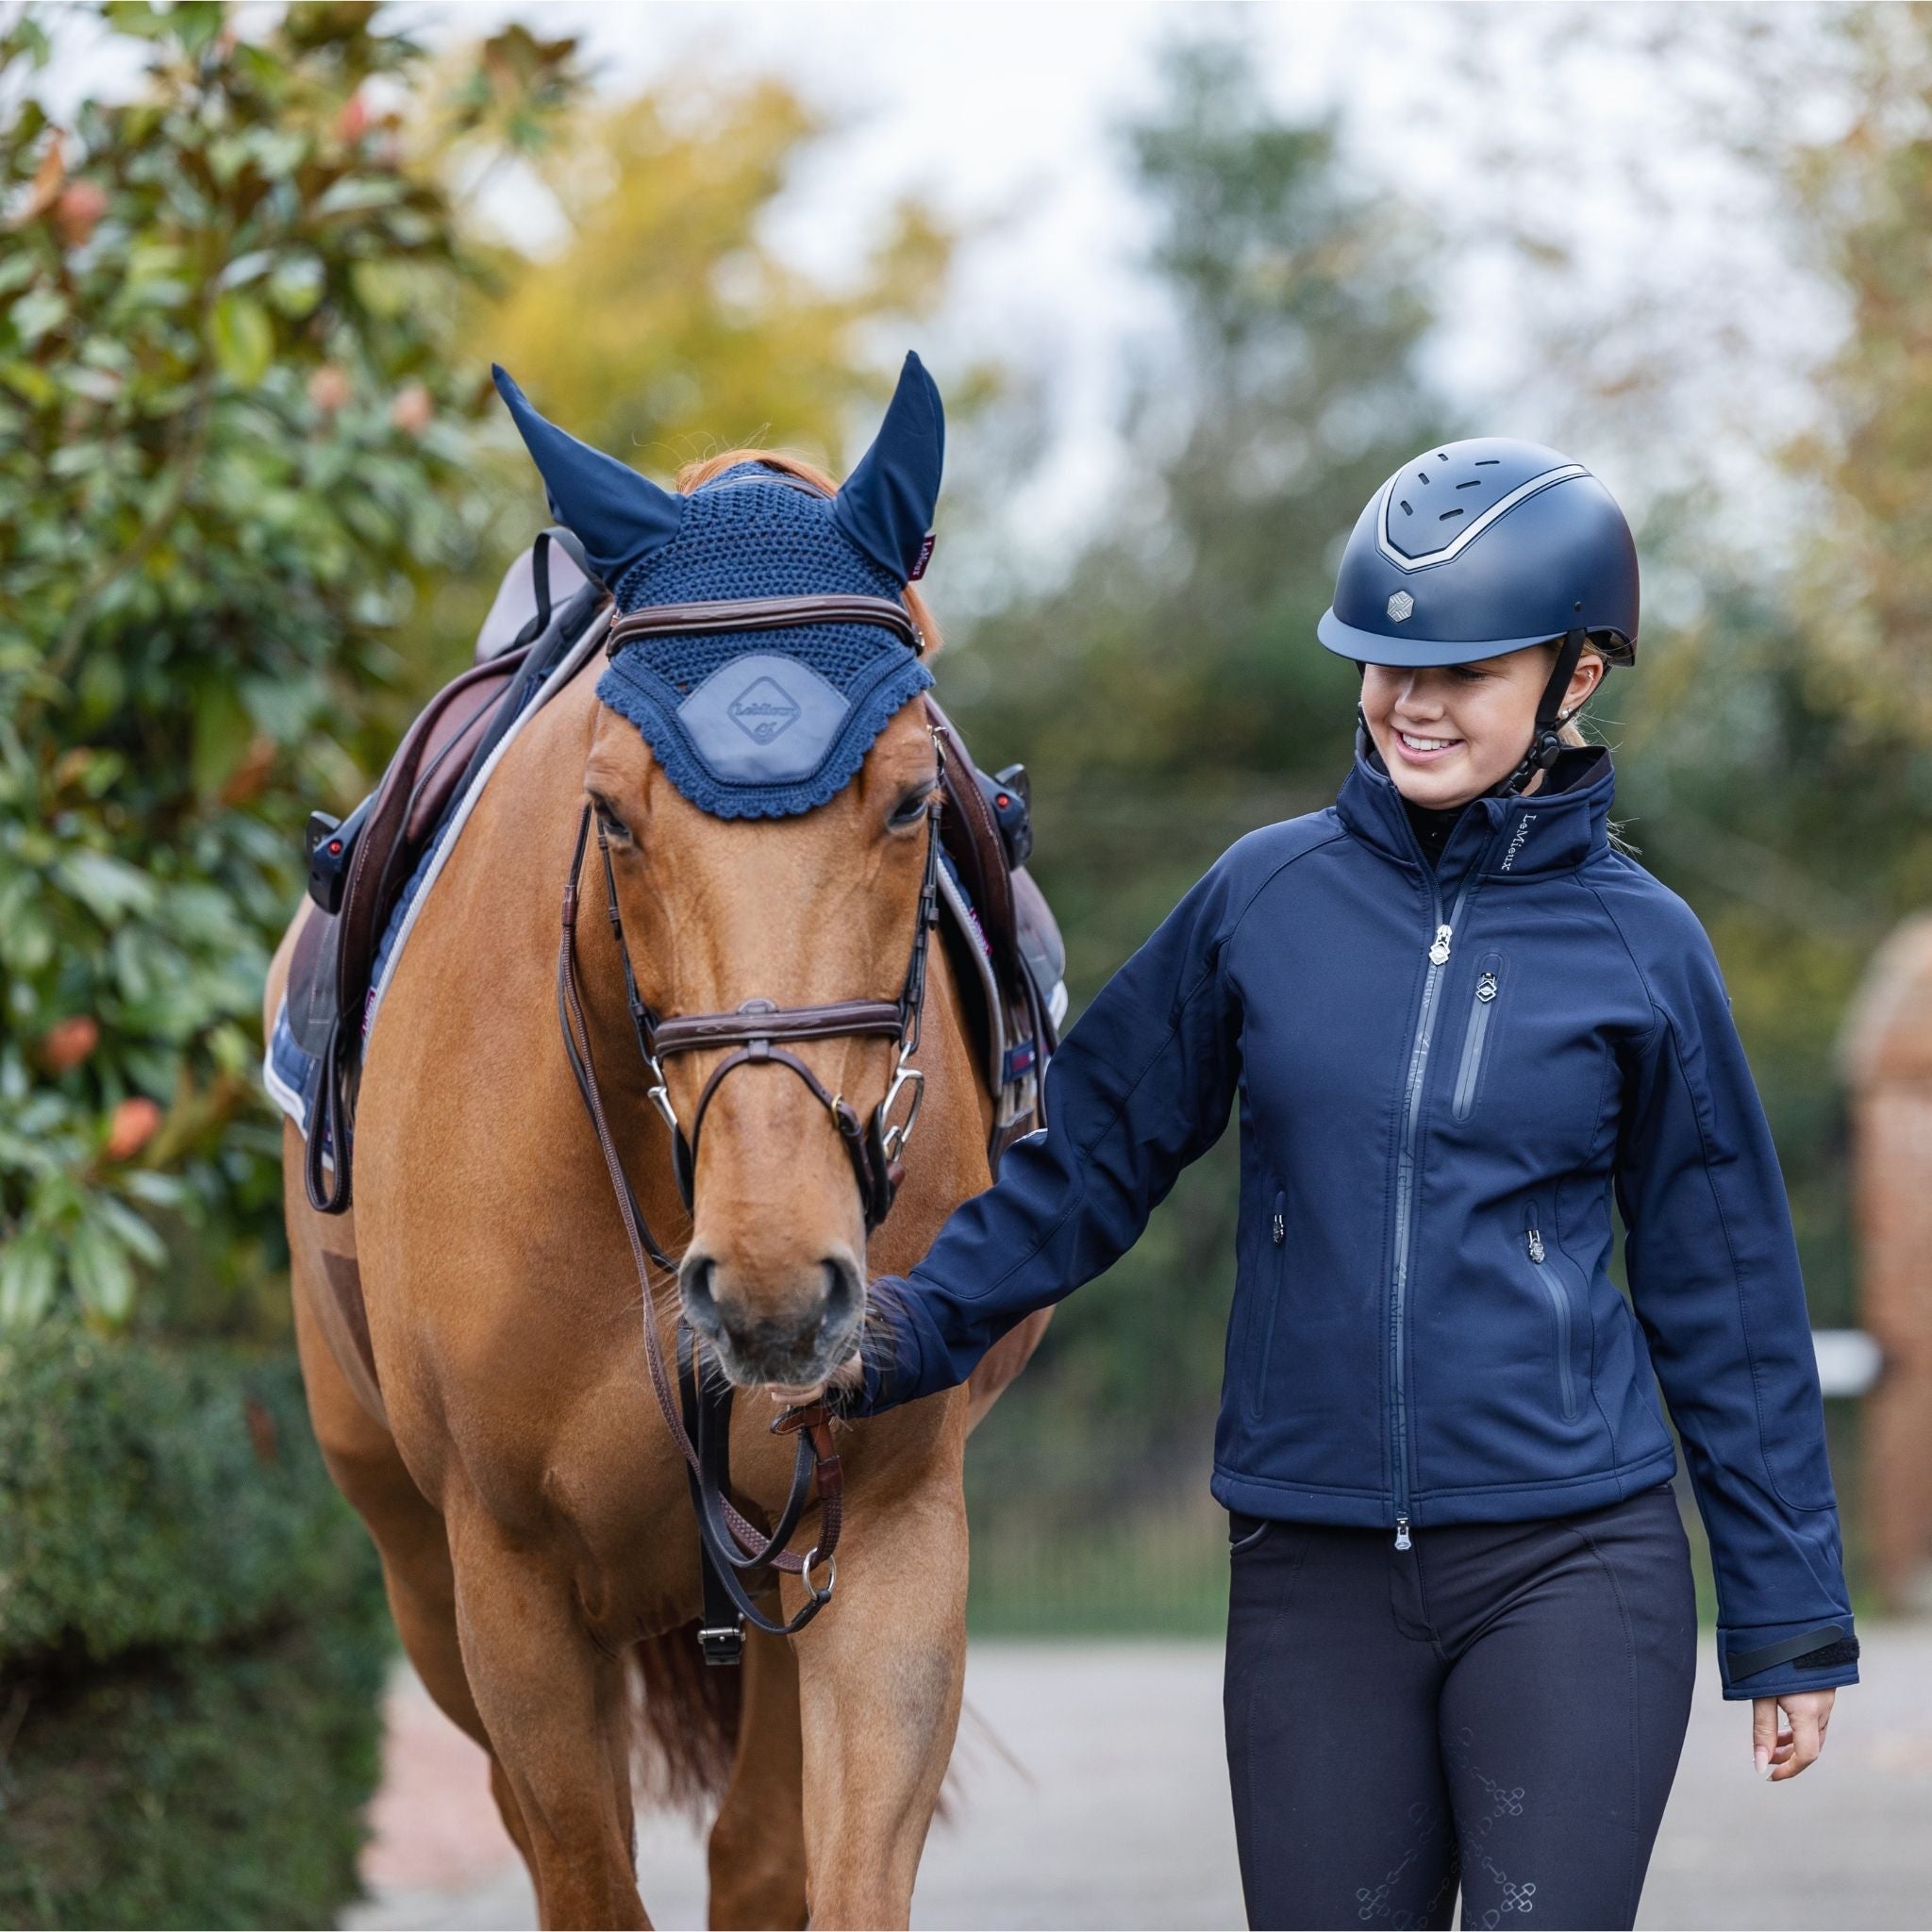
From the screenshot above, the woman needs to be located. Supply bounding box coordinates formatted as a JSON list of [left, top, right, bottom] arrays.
[[826, 439, 1858, 1928]]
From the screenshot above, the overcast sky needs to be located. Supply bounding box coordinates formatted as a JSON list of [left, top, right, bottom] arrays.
[[33, 2, 1853, 583], [406, 4, 1847, 570]]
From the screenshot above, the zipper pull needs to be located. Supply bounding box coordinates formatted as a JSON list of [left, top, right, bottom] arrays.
[[1476, 970, 1498, 1003], [1271, 1210, 1285, 1245], [1525, 1216, 1545, 1264], [1393, 1514, 1413, 1551], [1428, 924, 1453, 967]]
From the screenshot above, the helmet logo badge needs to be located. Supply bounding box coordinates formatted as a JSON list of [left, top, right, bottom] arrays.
[[1387, 591, 1414, 623]]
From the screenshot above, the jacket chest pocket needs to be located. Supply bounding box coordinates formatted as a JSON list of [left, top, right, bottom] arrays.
[[1523, 1201, 1585, 1423], [1451, 952, 1506, 1123], [1243, 1187, 1288, 1424]]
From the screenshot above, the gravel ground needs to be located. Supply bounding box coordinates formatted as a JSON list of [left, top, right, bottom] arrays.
[[344, 1627, 1932, 1930]]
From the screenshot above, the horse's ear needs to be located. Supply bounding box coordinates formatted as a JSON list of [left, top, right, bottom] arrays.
[[834, 352, 944, 582], [492, 365, 684, 589]]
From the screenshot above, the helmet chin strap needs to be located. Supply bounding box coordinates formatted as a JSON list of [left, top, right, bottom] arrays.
[[1354, 627, 1592, 802], [1486, 626, 1590, 799]]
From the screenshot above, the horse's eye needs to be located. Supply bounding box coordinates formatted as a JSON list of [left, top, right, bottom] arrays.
[[591, 793, 634, 845], [890, 782, 936, 829]]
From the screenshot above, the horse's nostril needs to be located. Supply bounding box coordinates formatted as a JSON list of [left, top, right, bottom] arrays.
[[822, 1253, 860, 1334], [679, 1253, 723, 1339]]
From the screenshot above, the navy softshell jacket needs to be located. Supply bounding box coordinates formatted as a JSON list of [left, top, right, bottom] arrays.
[[867, 741, 1857, 1703]]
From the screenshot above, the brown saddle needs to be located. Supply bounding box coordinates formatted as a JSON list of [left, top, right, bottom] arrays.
[[924, 693, 1062, 1147], [287, 537, 608, 1212]]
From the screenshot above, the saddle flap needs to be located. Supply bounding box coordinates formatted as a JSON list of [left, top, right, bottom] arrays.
[[923, 695, 1017, 971], [286, 906, 341, 1059], [334, 645, 535, 1017], [1009, 864, 1068, 1033]]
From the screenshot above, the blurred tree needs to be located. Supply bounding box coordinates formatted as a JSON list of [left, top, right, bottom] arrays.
[[947, 33, 1446, 1615], [475, 79, 951, 471], [961, 38, 1440, 806], [1788, 5, 1932, 748], [0, 1, 578, 1333]]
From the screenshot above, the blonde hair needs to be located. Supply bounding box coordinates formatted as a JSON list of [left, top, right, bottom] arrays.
[[1549, 637, 1637, 852], [672, 447, 942, 657]]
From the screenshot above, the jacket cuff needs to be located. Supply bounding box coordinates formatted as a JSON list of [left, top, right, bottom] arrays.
[[858, 1274, 934, 1415], [1717, 1615, 1860, 1700]]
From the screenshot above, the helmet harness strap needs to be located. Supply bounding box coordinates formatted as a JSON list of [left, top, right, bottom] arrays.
[[1490, 625, 1590, 798]]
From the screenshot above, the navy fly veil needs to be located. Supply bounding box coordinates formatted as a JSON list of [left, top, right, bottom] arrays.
[[493, 355, 945, 818]]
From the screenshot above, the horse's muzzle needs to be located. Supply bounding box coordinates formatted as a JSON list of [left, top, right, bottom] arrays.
[[679, 1248, 863, 1387]]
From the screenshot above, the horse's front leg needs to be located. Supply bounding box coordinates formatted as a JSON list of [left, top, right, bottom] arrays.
[[446, 1500, 645, 1930], [707, 1625, 808, 1929], [790, 1407, 971, 1929]]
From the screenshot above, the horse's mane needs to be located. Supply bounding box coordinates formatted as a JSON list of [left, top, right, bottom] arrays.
[[675, 445, 944, 659]]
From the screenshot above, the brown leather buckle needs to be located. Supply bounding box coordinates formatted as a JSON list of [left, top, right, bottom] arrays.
[[771, 1399, 828, 1438]]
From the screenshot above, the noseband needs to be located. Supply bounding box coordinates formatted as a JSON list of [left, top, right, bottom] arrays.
[[556, 590, 942, 1658]]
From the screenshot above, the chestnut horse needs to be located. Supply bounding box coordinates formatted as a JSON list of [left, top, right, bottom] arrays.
[[267, 366, 1047, 1927]]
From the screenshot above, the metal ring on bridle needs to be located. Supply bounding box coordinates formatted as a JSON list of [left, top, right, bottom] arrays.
[[877, 1055, 926, 1161], [802, 1545, 837, 1605]]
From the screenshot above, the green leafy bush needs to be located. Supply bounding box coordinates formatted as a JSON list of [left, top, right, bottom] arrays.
[[0, 2, 525, 1330], [0, 1324, 392, 1928]]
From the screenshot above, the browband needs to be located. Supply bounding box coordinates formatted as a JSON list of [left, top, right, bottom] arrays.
[[608, 594, 925, 658]]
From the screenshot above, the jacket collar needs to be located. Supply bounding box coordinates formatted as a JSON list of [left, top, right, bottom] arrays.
[[1335, 729, 1615, 885]]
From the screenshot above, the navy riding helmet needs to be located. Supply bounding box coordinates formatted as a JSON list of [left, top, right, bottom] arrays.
[[1318, 438, 1640, 796]]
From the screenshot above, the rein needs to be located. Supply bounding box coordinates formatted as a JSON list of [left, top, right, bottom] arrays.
[[555, 591, 944, 1660]]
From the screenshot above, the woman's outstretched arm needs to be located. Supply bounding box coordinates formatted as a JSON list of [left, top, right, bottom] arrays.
[[852, 843, 1255, 1414]]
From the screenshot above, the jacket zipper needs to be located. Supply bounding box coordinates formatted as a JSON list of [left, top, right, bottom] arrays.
[[1524, 1202, 1577, 1422], [1389, 867, 1481, 1551], [1247, 1189, 1288, 1424], [1451, 958, 1503, 1122]]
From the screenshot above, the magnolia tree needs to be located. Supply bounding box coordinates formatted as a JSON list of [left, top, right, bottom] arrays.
[[0, 3, 579, 1326]]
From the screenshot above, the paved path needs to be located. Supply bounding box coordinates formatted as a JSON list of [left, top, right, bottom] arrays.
[[345, 1627, 1932, 1929]]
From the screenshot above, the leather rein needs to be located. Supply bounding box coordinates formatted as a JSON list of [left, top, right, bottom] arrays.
[[556, 591, 941, 1659]]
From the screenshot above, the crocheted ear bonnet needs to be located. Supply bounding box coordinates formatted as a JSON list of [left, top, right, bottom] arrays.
[[493, 355, 943, 819]]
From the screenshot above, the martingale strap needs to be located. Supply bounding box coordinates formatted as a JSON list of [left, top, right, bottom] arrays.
[[554, 595, 942, 1659]]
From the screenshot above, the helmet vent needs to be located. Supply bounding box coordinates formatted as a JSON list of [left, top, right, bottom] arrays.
[[1439, 508, 1463, 522], [1418, 471, 1430, 483], [1474, 458, 1499, 466], [1399, 498, 1413, 515], [1437, 453, 1449, 462]]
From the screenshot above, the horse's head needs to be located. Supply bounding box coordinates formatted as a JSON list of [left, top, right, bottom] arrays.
[[499, 358, 946, 1387]]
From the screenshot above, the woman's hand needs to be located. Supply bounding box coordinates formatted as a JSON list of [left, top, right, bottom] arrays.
[[1753, 1690, 1834, 1780], [763, 1348, 865, 1410]]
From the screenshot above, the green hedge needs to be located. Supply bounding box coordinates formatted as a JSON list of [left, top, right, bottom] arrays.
[[0, 1325, 392, 1929]]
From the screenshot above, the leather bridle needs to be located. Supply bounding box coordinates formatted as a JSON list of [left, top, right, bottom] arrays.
[[556, 589, 942, 1659]]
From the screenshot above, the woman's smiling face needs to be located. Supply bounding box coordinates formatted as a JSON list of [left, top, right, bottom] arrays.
[[1359, 644, 1604, 808]]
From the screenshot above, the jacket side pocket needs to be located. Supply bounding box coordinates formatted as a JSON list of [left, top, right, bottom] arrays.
[[1244, 1187, 1288, 1424], [1524, 1200, 1580, 1423]]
